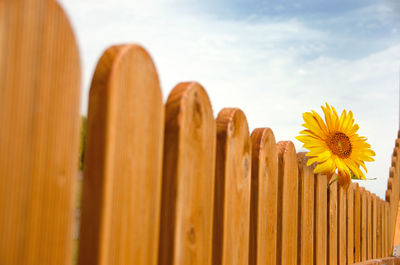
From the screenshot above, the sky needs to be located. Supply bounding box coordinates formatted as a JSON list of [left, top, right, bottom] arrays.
[[58, 0, 400, 198]]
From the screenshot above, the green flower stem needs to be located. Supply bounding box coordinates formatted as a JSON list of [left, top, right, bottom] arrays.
[[328, 176, 338, 188]]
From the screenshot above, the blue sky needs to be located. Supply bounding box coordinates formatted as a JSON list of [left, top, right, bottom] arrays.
[[59, 0, 400, 198]]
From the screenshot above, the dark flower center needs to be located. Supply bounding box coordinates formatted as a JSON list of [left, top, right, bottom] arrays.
[[327, 132, 352, 158]]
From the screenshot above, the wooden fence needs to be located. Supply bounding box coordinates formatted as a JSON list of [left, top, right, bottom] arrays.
[[1, 0, 400, 265]]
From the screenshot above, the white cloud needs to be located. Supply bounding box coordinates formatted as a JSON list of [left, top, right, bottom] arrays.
[[59, 0, 399, 198]]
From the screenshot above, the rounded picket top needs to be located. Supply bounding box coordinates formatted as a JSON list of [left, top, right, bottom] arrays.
[[213, 108, 251, 265], [297, 152, 315, 265], [88, 44, 162, 101], [0, 0, 81, 264], [388, 177, 393, 190], [249, 127, 278, 265], [79, 44, 164, 265], [386, 190, 391, 202], [159, 82, 216, 265], [276, 140, 299, 265]]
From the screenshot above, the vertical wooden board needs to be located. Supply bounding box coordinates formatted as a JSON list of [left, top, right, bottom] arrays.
[[158, 82, 216, 265], [78, 45, 164, 265], [249, 128, 278, 265], [315, 173, 327, 265], [389, 167, 396, 254], [355, 184, 362, 262], [347, 183, 355, 264], [377, 200, 382, 258], [0, 1, 81, 264], [373, 195, 378, 258], [384, 201, 387, 257], [387, 202, 391, 256], [391, 164, 399, 253], [338, 184, 347, 265], [297, 153, 314, 265], [368, 192, 372, 259], [213, 108, 251, 265], [361, 188, 368, 261], [328, 181, 337, 265], [393, 202, 400, 251], [277, 141, 298, 265]]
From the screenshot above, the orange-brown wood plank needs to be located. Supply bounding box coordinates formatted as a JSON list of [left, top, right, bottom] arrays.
[[78, 45, 164, 265], [393, 201, 400, 254], [355, 184, 362, 262], [347, 183, 355, 264], [249, 128, 278, 265], [386, 202, 390, 256], [384, 201, 388, 257], [297, 153, 314, 265], [315, 173, 328, 265], [277, 141, 298, 265], [373, 194, 378, 258], [377, 199, 382, 258], [338, 184, 347, 265], [362, 188, 368, 261], [328, 181, 338, 265], [0, 0, 81, 264], [213, 108, 251, 265], [158, 82, 216, 265], [368, 192, 372, 260]]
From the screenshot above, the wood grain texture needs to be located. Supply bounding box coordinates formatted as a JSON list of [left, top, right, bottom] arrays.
[[277, 141, 298, 265], [158, 82, 216, 265], [338, 184, 347, 265], [213, 108, 251, 265], [315, 173, 328, 265], [0, 0, 81, 264], [368, 192, 372, 260], [377, 199, 382, 258], [78, 45, 164, 265], [386, 202, 390, 256], [297, 153, 314, 265], [393, 202, 400, 248], [249, 128, 278, 265], [328, 181, 338, 265], [373, 194, 378, 258], [347, 183, 355, 264], [362, 188, 368, 261], [355, 183, 362, 262], [384, 201, 387, 257]]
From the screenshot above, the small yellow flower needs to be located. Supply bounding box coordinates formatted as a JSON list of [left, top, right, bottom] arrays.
[[296, 103, 375, 187]]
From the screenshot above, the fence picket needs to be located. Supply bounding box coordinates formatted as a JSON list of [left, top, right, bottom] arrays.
[[78, 45, 164, 265], [315, 173, 328, 265], [373, 194, 378, 258], [328, 181, 338, 265], [277, 141, 298, 265], [355, 183, 362, 262], [158, 82, 216, 265], [347, 183, 355, 264], [338, 184, 347, 265], [250, 128, 278, 265], [368, 192, 373, 259], [362, 188, 368, 261], [377, 199, 382, 258], [213, 108, 251, 265], [297, 153, 315, 265], [0, 1, 81, 264]]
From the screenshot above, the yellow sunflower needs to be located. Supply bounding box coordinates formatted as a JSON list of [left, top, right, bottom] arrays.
[[296, 103, 375, 187]]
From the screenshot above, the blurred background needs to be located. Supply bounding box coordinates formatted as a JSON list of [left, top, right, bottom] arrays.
[[59, 0, 400, 199]]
